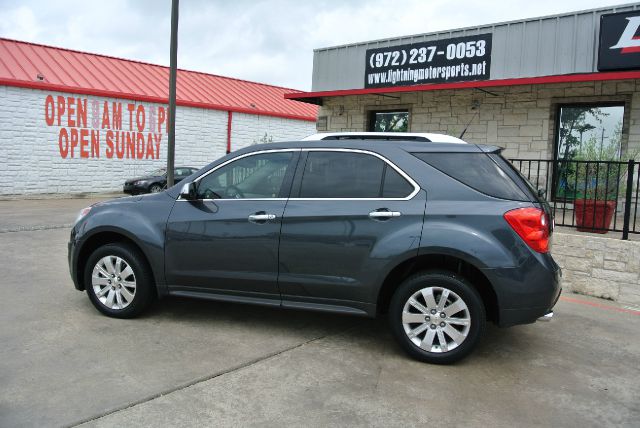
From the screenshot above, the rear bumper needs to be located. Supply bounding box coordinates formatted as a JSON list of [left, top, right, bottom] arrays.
[[498, 300, 559, 327], [482, 254, 562, 327]]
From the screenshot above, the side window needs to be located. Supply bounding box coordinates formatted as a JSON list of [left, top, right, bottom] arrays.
[[197, 152, 293, 199], [382, 167, 414, 197], [298, 151, 413, 198]]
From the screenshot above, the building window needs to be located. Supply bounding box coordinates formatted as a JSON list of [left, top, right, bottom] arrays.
[[555, 104, 624, 162], [368, 110, 409, 132], [553, 103, 625, 200]]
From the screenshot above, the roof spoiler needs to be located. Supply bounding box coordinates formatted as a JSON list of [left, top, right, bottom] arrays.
[[477, 144, 504, 154]]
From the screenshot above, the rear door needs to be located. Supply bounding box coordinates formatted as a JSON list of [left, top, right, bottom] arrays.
[[277, 149, 426, 313]]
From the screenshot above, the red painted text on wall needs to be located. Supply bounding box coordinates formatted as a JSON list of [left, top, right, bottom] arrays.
[[44, 95, 167, 160]]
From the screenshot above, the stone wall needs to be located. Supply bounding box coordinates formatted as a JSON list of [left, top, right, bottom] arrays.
[[552, 231, 640, 305], [318, 79, 640, 160], [0, 86, 315, 195]]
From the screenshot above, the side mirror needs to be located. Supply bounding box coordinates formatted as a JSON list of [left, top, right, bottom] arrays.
[[537, 188, 547, 198], [180, 182, 197, 200]]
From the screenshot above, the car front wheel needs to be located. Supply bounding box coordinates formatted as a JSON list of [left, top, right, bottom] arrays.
[[149, 184, 163, 193], [84, 243, 155, 318], [389, 271, 486, 364]]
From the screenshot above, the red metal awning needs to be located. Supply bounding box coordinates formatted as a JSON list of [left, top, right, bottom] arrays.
[[285, 71, 640, 105]]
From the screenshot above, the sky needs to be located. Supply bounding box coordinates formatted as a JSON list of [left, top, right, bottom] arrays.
[[0, 0, 630, 90]]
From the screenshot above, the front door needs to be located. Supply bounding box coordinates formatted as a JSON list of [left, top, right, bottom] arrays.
[[165, 150, 298, 300]]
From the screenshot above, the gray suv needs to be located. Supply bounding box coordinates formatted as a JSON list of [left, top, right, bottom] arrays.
[[68, 138, 561, 364]]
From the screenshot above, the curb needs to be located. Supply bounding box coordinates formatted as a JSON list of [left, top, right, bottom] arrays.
[[0, 192, 123, 201], [0, 224, 73, 233]]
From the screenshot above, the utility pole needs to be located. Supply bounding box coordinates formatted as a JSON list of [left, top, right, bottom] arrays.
[[166, 0, 179, 187]]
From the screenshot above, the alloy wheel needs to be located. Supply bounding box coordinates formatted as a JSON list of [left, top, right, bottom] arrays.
[[401, 286, 470, 353], [91, 256, 137, 310]]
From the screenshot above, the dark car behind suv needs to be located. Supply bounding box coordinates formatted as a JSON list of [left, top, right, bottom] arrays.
[[123, 166, 198, 195], [69, 138, 561, 364]]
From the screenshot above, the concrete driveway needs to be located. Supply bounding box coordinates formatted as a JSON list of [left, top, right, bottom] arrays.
[[0, 197, 639, 427]]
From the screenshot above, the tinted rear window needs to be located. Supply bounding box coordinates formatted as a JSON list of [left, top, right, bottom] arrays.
[[413, 152, 527, 201], [299, 152, 384, 198]]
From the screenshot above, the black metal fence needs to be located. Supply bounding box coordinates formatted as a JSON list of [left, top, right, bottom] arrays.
[[510, 159, 639, 239]]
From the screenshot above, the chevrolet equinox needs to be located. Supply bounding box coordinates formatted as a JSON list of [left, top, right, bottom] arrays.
[[69, 137, 561, 364]]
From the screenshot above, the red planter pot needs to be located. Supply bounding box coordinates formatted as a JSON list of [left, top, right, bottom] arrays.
[[574, 199, 616, 233]]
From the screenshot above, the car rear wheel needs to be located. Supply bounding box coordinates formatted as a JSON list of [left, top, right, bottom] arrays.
[[149, 184, 163, 193], [389, 270, 486, 364], [84, 243, 155, 318]]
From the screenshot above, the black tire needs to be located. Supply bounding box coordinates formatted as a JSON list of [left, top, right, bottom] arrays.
[[84, 243, 155, 318], [149, 184, 163, 193], [389, 270, 486, 364]]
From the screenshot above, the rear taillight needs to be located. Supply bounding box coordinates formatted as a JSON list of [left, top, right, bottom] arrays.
[[503, 207, 549, 253]]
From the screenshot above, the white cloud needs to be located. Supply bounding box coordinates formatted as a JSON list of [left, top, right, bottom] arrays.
[[0, 0, 627, 90], [1, 5, 40, 41]]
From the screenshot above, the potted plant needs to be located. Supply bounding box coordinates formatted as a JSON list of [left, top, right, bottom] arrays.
[[572, 163, 618, 233]]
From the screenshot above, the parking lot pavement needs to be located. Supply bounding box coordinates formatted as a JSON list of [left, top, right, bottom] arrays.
[[0, 197, 112, 231], [1, 198, 639, 428]]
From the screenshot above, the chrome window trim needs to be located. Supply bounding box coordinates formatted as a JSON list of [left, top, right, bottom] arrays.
[[291, 148, 420, 201], [177, 147, 420, 202]]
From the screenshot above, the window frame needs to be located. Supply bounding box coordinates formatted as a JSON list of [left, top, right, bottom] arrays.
[[551, 102, 627, 202], [552, 101, 626, 163], [290, 148, 419, 201], [179, 148, 420, 202]]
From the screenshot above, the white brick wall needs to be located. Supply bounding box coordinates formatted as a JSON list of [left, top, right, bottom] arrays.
[[0, 86, 315, 195], [231, 112, 315, 150]]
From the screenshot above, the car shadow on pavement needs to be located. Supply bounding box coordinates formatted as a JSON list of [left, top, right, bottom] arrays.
[[140, 295, 542, 365]]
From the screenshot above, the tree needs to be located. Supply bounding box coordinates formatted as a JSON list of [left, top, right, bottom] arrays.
[[554, 107, 607, 199], [252, 133, 274, 145], [373, 113, 408, 132], [557, 107, 606, 161]]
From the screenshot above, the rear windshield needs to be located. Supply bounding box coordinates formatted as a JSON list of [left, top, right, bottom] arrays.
[[492, 156, 542, 202], [412, 152, 528, 201]]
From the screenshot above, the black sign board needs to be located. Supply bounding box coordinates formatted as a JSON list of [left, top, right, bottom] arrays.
[[598, 10, 640, 71], [364, 34, 492, 89]]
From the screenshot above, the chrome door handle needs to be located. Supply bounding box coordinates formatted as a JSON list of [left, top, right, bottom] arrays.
[[369, 210, 401, 219], [248, 213, 276, 222]]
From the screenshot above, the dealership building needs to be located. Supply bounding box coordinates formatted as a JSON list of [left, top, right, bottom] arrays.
[[0, 38, 317, 195], [288, 4, 640, 163]]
